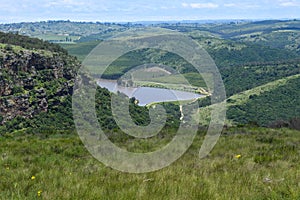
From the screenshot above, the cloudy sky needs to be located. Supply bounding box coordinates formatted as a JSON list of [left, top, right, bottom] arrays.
[[1, 0, 300, 23]]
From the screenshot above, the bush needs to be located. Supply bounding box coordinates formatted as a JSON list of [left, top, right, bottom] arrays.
[[289, 117, 300, 130], [4, 44, 12, 51]]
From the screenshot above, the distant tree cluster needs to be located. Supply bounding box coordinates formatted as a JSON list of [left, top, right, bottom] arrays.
[[0, 32, 67, 54], [269, 118, 300, 131]]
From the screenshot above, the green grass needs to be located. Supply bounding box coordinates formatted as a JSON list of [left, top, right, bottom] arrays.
[[0, 43, 54, 57], [59, 41, 100, 61], [1, 127, 300, 199], [137, 73, 206, 88]]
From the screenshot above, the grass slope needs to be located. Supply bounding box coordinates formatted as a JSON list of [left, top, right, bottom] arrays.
[[199, 74, 300, 126], [1, 127, 300, 199], [59, 41, 100, 61]]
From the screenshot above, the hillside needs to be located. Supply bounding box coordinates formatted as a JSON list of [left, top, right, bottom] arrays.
[[0, 32, 80, 133], [1, 127, 300, 199], [198, 74, 300, 127], [56, 21, 300, 127], [0, 21, 127, 43], [60, 31, 300, 96], [2, 19, 300, 52], [0, 32, 182, 134], [226, 74, 300, 126], [1, 20, 299, 129], [159, 20, 300, 55], [0, 20, 299, 199]]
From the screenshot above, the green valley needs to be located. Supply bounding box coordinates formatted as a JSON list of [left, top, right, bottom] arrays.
[[0, 19, 299, 200]]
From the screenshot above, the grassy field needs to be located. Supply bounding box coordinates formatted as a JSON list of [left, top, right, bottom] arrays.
[[1, 127, 300, 199], [59, 41, 100, 61], [133, 72, 207, 88]]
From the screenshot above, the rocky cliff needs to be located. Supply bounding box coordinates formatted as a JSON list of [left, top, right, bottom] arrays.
[[0, 33, 80, 130]]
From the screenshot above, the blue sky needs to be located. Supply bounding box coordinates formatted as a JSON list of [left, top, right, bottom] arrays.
[[1, 0, 300, 23]]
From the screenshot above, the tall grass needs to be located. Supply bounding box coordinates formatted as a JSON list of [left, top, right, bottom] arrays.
[[1, 127, 300, 199]]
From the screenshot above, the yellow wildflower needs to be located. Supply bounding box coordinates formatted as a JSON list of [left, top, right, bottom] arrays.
[[235, 154, 242, 159], [37, 190, 42, 197], [31, 176, 36, 180]]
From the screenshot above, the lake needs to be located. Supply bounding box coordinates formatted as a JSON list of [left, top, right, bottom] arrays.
[[97, 79, 203, 106]]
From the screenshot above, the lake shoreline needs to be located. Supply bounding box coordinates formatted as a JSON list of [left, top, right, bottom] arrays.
[[97, 78, 206, 106]]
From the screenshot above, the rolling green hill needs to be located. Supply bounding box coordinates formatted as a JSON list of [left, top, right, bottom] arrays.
[[60, 33, 300, 96], [0, 21, 127, 42], [55, 20, 300, 127], [160, 19, 300, 55], [226, 74, 300, 126], [1, 20, 299, 130], [198, 74, 300, 126], [59, 41, 100, 61], [1, 20, 300, 200]]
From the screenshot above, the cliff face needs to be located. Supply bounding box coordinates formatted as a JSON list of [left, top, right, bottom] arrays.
[[0, 42, 80, 126]]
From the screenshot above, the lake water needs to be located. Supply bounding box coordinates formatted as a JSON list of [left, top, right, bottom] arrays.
[[97, 79, 203, 106]]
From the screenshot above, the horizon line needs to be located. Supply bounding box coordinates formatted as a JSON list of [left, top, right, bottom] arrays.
[[1, 18, 299, 25]]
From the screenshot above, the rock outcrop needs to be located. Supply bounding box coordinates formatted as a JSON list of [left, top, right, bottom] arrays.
[[0, 42, 80, 126]]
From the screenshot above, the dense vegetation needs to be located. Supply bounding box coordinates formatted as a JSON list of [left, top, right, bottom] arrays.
[[95, 87, 181, 136], [221, 60, 300, 96], [0, 32, 67, 53], [227, 76, 300, 126], [0, 32, 79, 133]]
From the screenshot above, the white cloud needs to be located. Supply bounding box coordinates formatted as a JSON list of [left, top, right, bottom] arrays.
[[223, 2, 260, 8], [160, 5, 176, 9], [279, 0, 300, 6], [224, 3, 236, 7], [182, 2, 219, 9], [182, 3, 189, 7], [191, 3, 219, 8], [45, 0, 85, 7]]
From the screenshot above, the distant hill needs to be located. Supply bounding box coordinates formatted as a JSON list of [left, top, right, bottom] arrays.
[[1, 19, 300, 56], [0, 20, 127, 43], [59, 34, 300, 96], [162, 19, 300, 54]]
